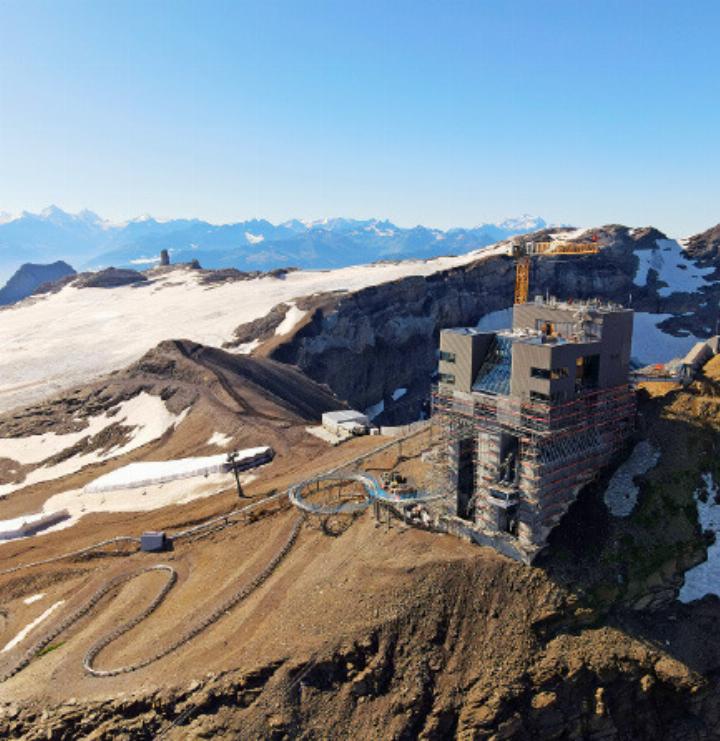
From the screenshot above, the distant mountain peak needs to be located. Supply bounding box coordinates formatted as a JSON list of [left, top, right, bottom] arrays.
[[0, 210, 19, 224], [0, 208, 552, 282], [0, 260, 76, 306], [39, 204, 64, 218], [493, 214, 546, 231]]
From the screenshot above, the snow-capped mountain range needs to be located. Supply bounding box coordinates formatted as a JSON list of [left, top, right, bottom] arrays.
[[0, 206, 546, 280]]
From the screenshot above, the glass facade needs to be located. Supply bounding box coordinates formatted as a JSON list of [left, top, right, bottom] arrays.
[[472, 335, 513, 395]]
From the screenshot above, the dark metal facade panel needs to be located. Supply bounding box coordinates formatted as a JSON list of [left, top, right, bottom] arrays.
[[439, 329, 493, 393]]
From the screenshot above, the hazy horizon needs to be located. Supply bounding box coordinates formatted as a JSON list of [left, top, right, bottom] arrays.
[[2, 1, 718, 236]]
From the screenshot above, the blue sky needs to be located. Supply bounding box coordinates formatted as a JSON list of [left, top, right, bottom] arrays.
[[1, 0, 718, 235]]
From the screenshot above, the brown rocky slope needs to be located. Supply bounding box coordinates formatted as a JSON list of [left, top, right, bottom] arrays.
[[1, 363, 720, 739]]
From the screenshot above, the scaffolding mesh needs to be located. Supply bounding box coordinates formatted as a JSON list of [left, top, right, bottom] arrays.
[[431, 382, 636, 545]]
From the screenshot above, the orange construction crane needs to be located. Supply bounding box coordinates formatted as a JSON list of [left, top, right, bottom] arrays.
[[511, 238, 600, 304]]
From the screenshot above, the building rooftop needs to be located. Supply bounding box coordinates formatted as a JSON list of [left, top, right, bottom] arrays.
[[524, 296, 632, 315], [443, 326, 487, 336]]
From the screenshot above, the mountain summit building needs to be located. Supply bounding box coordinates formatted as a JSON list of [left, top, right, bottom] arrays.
[[433, 298, 635, 562]]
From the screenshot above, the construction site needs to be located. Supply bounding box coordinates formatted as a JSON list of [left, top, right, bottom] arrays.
[[0, 237, 643, 690], [430, 297, 636, 562]]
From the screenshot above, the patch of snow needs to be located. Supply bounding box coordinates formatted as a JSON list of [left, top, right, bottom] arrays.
[[305, 425, 349, 446], [37, 473, 257, 532], [1, 600, 65, 653], [0, 510, 70, 541], [603, 441, 660, 517], [274, 303, 308, 335], [245, 232, 265, 244], [391, 387, 407, 401], [207, 431, 232, 447], [84, 447, 271, 492], [496, 215, 546, 231], [0, 393, 189, 497], [365, 399, 385, 420], [476, 307, 514, 332], [634, 239, 715, 296], [679, 473, 720, 603], [548, 227, 589, 241], [632, 313, 704, 365], [0, 248, 503, 413], [232, 338, 261, 355], [23, 593, 45, 605], [369, 224, 395, 237]]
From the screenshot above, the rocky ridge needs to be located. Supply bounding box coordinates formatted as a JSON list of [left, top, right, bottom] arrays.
[[0, 261, 75, 306], [255, 224, 717, 424]]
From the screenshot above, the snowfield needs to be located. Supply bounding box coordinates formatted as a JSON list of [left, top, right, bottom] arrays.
[[635, 239, 715, 297], [0, 393, 188, 498], [0, 468, 260, 541], [631, 312, 703, 365], [679, 473, 720, 603], [43, 471, 256, 530], [0, 248, 503, 414]]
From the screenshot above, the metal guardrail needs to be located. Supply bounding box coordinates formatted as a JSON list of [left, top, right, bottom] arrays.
[[288, 474, 375, 515], [0, 536, 141, 577]]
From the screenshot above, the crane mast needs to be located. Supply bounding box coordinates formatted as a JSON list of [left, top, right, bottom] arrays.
[[512, 239, 600, 304]]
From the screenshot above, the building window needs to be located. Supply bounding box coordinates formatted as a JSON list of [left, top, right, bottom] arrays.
[[530, 390, 550, 402], [439, 373, 456, 385], [439, 351, 456, 363], [576, 354, 600, 388], [532, 366, 568, 380]]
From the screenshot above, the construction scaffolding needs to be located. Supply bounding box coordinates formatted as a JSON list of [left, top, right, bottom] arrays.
[[431, 382, 636, 554]]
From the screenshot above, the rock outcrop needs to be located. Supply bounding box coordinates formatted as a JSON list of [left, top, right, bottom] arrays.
[[264, 225, 714, 423], [685, 223, 720, 276], [0, 261, 75, 306]]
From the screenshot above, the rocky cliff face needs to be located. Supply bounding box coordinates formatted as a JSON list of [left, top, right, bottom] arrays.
[[0, 261, 75, 306], [261, 225, 715, 423], [685, 223, 720, 275]]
